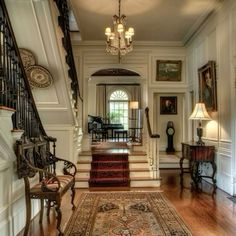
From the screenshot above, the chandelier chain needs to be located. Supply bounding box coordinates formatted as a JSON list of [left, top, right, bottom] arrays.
[[119, 0, 121, 18]]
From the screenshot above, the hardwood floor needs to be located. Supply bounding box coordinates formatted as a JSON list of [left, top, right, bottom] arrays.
[[18, 169, 236, 236]]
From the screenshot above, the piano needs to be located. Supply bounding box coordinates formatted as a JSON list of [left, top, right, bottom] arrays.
[[88, 115, 124, 139], [102, 123, 124, 138]]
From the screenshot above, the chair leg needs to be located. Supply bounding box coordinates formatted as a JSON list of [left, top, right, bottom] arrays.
[[39, 199, 44, 223], [71, 183, 76, 210], [24, 194, 31, 236], [23, 178, 31, 236], [47, 200, 51, 217], [55, 199, 63, 236]]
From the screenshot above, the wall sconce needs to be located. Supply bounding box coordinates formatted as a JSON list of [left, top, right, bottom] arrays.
[[189, 102, 211, 145]]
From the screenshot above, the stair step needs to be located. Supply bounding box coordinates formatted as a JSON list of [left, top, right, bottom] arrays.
[[90, 169, 129, 172], [89, 177, 130, 187]]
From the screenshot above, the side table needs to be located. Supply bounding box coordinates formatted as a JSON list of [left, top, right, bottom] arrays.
[[180, 142, 217, 194]]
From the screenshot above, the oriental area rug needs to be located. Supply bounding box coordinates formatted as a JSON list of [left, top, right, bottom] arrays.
[[64, 192, 192, 236]]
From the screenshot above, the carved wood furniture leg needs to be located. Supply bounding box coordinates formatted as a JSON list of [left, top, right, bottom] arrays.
[[189, 160, 195, 190], [179, 157, 184, 187], [55, 199, 63, 235], [39, 199, 44, 223], [71, 183, 76, 210], [211, 161, 217, 194], [24, 179, 31, 236], [194, 162, 200, 191]]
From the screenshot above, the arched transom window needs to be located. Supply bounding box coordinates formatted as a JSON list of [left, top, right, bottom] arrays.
[[109, 90, 129, 130]]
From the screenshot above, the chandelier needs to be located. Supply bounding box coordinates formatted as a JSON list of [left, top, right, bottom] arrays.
[[105, 0, 134, 59]]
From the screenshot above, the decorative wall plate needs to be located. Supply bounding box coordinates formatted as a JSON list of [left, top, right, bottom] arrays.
[[26, 65, 53, 89], [19, 48, 36, 68]]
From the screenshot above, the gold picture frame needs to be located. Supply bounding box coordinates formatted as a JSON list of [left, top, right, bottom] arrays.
[[156, 60, 182, 81], [198, 61, 217, 111]]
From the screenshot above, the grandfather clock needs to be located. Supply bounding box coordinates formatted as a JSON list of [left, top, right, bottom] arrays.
[[166, 121, 175, 153]]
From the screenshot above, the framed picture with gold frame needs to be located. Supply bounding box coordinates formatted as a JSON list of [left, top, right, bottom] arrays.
[[198, 61, 217, 111], [156, 60, 182, 81]]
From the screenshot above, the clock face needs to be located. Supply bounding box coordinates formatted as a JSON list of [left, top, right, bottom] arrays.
[[167, 127, 175, 135]]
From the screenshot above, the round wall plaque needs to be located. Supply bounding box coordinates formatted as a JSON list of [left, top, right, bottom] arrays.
[[19, 48, 36, 68], [26, 65, 53, 89]]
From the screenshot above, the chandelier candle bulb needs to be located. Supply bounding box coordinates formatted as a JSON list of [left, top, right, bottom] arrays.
[[105, 27, 111, 35], [117, 23, 124, 32]]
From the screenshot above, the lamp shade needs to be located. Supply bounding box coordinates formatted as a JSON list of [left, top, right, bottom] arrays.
[[189, 103, 211, 120], [130, 101, 139, 109]]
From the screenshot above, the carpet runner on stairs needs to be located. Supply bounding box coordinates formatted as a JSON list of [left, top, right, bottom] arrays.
[[89, 143, 130, 187]]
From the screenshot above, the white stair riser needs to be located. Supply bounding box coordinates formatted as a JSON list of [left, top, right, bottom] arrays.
[[77, 172, 90, 178], [131, 180, 161, 187], [130, 171, 151, 178], [78, 163, 91, 169], [79, 155, 147, 162], [129, 163, 149, 168], [75, 179, 161, 189], [75, 181, 89, 188], [78, 163, 150, 170], [129, 156, 147, 161], [160, 163, 189, 169], [79, 156, 92, 161]]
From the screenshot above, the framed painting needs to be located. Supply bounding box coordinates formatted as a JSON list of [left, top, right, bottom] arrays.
[[198, 61, 217, 111], [156, 60, 182, 81], [160, 96, 177, 115]]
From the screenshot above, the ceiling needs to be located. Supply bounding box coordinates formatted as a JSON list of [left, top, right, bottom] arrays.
[[70, 0, 222, 44]]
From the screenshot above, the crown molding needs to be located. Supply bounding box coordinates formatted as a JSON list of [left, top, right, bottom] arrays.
[[71, 39, 184, 47], [183, 0, 225, 45]]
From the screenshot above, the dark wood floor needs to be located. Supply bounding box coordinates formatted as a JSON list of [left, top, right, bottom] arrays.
[[18, 169, 236, 236]]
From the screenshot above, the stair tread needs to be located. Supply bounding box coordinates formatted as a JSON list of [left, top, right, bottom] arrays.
[[75, 177, 88, 181], [131, 177, 161, 181], [77, 168, 150, 172], [129, 160, 148, 163], [89, 177, 130, 181], [90, 169, 129, 172], [129, 151, 147, 155]]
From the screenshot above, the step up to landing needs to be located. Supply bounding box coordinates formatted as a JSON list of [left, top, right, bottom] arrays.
[[76, 147, 161, 188], [89, 143, 130, 187]]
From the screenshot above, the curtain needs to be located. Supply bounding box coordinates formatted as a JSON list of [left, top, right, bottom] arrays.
[[130, 85, 141, 106], [96, 85, 106, 119]]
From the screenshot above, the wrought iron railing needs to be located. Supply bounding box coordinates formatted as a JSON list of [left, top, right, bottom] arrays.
[[0, 0, 46, 138], [54, 0, 82, 106]]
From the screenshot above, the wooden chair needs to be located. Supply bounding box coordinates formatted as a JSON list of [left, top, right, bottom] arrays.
[[16, 136, 77, 236]]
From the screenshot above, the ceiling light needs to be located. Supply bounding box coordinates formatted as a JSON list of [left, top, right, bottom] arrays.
[[105, 0, 134, 60]]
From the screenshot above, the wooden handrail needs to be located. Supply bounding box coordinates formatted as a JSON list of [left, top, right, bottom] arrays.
[[145, 107, 160, 138], [54, 0, 83, 104], [0, 0, 46, 138]]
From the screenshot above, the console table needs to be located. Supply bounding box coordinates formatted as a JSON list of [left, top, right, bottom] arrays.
[[180, 142, 217, 194]]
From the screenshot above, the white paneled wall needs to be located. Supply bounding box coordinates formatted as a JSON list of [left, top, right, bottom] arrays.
[[186, 0, 236, 194]]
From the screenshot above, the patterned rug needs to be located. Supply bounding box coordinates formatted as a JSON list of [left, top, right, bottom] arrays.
[[64, 192, 192, 236]]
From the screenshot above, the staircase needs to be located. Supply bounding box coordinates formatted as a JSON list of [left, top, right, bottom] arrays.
[[76, 148, 159, 188], [89, 151, 130, 187]]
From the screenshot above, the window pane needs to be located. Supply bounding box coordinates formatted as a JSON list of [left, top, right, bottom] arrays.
[[109, 90, 129, 130]]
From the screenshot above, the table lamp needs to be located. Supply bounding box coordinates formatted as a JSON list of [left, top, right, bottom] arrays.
[[129, 101, 139, 109], [189, 102, 211, 145]]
